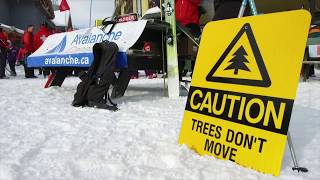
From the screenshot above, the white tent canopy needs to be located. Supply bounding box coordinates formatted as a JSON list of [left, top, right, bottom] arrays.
[[0, 23, 24, 34], [27, 20, 147, 68]]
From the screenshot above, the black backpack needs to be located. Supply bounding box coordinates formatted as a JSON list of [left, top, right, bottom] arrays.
[[72, 41, 119, 111]]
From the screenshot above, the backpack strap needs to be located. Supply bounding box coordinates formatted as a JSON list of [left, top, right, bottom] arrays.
[[101, 18, 117, 35], [106, 92, 117, 107]]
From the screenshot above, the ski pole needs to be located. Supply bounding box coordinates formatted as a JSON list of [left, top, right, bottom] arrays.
[[248, 0, 258, 15], [238, 0, 258, 17], [238, 0, 248, 18], [287, 131, 308, 172]]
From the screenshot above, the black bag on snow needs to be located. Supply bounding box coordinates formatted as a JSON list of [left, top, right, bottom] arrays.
[[72, 41, 119, 111]]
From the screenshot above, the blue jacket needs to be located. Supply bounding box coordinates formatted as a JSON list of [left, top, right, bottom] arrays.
[[7, 47, 18, 63]]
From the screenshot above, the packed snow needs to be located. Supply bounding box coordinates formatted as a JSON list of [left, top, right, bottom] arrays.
[[0, 67, 319, 180]]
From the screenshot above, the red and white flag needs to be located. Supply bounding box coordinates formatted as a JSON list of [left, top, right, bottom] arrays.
[[59, 0, 70, 12], [67, 13, 73, 31]]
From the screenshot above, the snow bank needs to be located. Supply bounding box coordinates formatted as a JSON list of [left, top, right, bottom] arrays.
[[0, 67, 319, 180]]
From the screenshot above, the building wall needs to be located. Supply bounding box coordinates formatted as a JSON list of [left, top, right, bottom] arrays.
[[1, 0, 50, 31], [256, 0, 314, 13], [8, 0, 47, 31], [0, 0, 11, 25]]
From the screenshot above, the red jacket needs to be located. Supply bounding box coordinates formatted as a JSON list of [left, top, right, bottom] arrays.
[[175, 0, 201, 26], [22, 31, 35, 53], [34, 25, 52, 50], [16, 47, 27, 62], [0, 31, 8, 49]]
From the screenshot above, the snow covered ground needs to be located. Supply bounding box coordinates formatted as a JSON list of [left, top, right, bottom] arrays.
[[0, 67, 319, 180]]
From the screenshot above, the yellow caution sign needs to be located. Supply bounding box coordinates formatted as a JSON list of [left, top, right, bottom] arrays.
[[179, 10, 311, 176], [95, 19, 103, 27]]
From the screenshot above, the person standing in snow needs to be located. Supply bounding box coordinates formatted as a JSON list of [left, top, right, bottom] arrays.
[[6, 40, 18, 76], [176, 0, 202, 37], [0, 27, 9, 79], [22, 25, 36, 78], [175, 0, 202, 78], [213, 0, 250, 20], [34, 23, 51, 51], [34, 23, 52, 77]]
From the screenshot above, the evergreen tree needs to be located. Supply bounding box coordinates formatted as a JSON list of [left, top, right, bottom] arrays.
[[225, 46, 250, 75]]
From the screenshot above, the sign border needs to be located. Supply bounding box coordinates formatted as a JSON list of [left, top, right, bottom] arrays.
[[206, 23, 271, 87]]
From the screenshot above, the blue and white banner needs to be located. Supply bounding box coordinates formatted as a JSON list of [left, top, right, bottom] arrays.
[[28, 20, 147, 68]]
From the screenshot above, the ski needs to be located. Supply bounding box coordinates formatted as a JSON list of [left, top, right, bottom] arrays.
[[44, 73, 57, 88], [164, 0, 180, 97]]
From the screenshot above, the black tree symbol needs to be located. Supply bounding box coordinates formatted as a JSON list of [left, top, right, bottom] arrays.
[[224, 46, 250, 75]]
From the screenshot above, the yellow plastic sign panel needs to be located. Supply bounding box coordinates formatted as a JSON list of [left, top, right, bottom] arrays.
[[179, 10, 311, 176], [95, 19, 103, 27]]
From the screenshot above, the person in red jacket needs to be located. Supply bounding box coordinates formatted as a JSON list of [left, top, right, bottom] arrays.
[[16, 47, 27, 65], [22, 25, 36, 78], [0, 28, 8, 48], [0, 27, 8, 79], [34, 23, 52, 76], [175, 0, 202, 78], [23, 25, 35, 53], [175, 0, 202, 36], [34, 23, 52, 50]]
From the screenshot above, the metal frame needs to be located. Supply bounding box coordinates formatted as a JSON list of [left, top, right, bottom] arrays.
[[136, 0, 142, 17]]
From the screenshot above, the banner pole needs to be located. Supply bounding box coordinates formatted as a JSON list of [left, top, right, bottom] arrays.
[[89, 0, 93, 27], [239, 0, 308, 173], [65, 11, 67, 31]]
